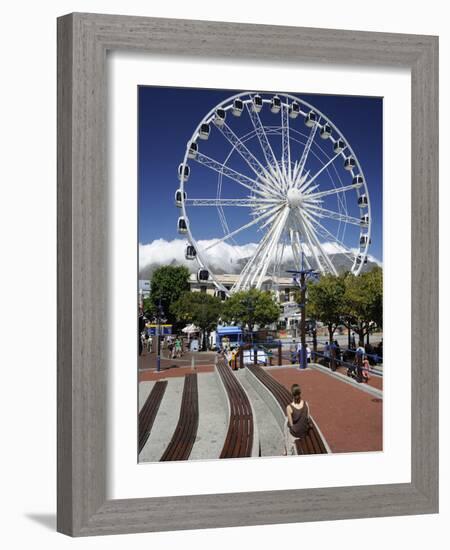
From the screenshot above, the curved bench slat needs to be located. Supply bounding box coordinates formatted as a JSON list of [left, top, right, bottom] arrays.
[[138, 380, 168, 454], [160, 374, 199, 461], [217, 359, 254, 459]]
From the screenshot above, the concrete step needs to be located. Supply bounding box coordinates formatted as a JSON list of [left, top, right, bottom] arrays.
[[235, 369, 285, 457], [189, 372, 228, 460], [138, 377, 184, 463]]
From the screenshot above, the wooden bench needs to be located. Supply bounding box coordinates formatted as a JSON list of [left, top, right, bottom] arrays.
[[216, 358, 254, 458], [246, 365, 328, 455], [138, 380, 168, 454], [294, 430, 327, 454], [160, 373, 199, 461]]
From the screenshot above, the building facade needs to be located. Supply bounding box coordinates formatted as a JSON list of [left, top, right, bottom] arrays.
[[188, 273, 301, 331]]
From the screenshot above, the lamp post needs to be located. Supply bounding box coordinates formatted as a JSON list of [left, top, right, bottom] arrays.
[[156, 298, 164, 373], [245, 296, 257, 364], [287, 252, 318, 370]]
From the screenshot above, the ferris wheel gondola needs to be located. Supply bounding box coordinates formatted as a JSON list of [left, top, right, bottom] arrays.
[[271, 95, 281, 114], [185, 244, 197, 260], [252, 94, 263, 113]]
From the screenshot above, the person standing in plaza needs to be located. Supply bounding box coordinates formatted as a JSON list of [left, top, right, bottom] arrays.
[[306, 344, 311, 363], [138, 312, 145, 356], [146, 333, 153, 353], [323, 341, 330, 366], [355, 344, 365, 382], [334, 340, 341, 364], [362, 356, 371, 382], [168, 336, 175, 359], [174, 336, 182, 358]]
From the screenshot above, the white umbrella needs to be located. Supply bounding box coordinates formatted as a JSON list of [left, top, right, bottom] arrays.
[[182, 324, 199, 334]]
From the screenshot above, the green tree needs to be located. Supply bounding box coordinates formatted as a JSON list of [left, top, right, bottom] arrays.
[[171, 292, 222, 351], [149, 265, 190, 326], [343, 267, 383, 346], [221, 288, 280, 335], [142, 296, 155, 318], [303, 273, 346, 343]]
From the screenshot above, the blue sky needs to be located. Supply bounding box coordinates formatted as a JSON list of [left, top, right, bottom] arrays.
[[138, 86, 382, 263]]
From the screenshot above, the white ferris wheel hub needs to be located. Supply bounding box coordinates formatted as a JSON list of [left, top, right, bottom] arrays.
[[287, 187, 303, 208]]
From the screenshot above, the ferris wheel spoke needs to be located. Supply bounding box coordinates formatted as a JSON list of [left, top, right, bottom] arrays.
[[213, 121, 282, 198], [297, 236, 313, 271], [300, 214, 338, 275], [234, 206, 287, 290], [245, 98, 279, 171], [302, 209, 357, 265], [304, 204, 361, 225], [201, 203, 284, 252], [293, 119, 320, 187], [245, 229, 279, 289], [254, 208, 290, 288], [281, 103, 291, 184], [259, 207, 284, 229], [290, 223, 313, 270], [290, 229, 302, 270], [289, 229, 307, 271], [185, 198, 277, 207], [233, 214, 281, 292], [299, 149, 347, 193], [194, 152, 272, 198], [271, 237, 287, 285], [291, 218, 312, 269], [304, 182, 361, 202], [293, 211, 328, 273]]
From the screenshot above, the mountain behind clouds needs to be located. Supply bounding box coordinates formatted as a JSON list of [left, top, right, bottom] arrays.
[[139, 238, 381, 280]]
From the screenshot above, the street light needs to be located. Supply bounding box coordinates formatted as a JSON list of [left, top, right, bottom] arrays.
[[287, 252, 319, 370], [156, 298, 165, 373], [242, 295, 257, 363]]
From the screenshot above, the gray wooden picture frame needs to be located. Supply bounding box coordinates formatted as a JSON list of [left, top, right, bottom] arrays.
[[57, 12, 439, 537]]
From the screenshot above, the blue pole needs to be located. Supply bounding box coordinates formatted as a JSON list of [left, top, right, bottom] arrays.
[[156, 300, 162, 372], [299, 346, 307, 369], [156, 324, 161, 372]]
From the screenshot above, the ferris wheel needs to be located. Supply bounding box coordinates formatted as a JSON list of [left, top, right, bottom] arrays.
[[175, 91, 372, 296]]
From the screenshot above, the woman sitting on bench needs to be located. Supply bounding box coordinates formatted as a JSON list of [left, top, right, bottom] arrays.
[[284, 384, 310, 455]]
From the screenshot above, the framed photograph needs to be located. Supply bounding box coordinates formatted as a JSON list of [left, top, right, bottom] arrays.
[[57, 13, 438, 536]]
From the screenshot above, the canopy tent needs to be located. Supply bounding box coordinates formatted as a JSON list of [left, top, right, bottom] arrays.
[[216, 325, 243, 350], [181, 324, 201, 341], [217, 325, 243, 336]]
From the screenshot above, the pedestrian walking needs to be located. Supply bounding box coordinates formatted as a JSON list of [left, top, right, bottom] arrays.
[[306, 345, 311, 363], [174, 336, 182, 358], [146, 335, 153, 353]]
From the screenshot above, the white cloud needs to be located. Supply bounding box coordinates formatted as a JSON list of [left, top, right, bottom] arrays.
[[139, 238, 381, 276], [139, 238, 189, 271], [139, 238, 258, 274]]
